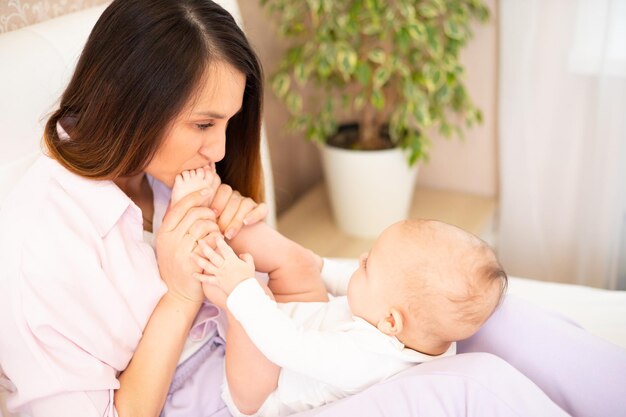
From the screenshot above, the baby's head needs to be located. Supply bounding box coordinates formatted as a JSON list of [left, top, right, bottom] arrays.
[[347, 219, 507, 356]]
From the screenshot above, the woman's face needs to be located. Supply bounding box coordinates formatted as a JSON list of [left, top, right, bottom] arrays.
[[145, 61, 246, 188]]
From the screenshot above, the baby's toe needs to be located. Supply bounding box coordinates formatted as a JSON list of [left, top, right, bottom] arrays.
[[174, 172, 184, 187]]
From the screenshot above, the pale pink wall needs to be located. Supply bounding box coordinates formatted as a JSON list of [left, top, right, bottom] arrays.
[[240, 0, 499, 213], [238, 1, 323, 213], [418, 0, 498, 197]]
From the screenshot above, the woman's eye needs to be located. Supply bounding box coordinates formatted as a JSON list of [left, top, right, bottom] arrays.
[[197, 123, 215, 131]]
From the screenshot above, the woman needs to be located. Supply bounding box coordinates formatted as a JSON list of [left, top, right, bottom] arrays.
[[0, 1, 624, 417]]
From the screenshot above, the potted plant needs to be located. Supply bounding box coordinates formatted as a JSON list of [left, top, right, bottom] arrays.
[[261, 0, 489, 237]]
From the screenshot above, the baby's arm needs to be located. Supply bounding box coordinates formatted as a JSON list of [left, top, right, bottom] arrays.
[[226, 279, 379, 390], [197, 241, 380, 392], [195, 238, 279, 415]]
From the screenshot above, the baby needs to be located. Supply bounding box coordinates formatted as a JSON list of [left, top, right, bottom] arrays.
[[173, 169, 507, 417]]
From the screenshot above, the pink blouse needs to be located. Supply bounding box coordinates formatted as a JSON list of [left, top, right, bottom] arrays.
[[0, 156, 172, 416]]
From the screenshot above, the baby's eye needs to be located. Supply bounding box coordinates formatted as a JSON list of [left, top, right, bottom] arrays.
[[197, 122, 215, 131]]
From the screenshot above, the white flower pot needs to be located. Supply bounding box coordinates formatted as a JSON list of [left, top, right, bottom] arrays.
[[319, 144, 419, 238]]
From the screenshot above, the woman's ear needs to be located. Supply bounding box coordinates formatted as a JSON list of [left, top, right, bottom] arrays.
[[376, 307, 404, 336]]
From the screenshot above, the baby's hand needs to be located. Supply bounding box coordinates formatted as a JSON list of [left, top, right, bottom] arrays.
[[193, 236, 255, 295], [171, 166, 220, 207]]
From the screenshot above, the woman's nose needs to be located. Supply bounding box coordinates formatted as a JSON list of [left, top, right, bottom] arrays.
[[199, 130, 226, 162]]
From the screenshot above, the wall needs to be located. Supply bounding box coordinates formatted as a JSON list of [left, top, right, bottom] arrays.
[[240, 0, 499, 214], [1, 0, 498, 214], [0, 0, 108, 32], [238, 2, 324, 213], [418, 0, 498, 197]]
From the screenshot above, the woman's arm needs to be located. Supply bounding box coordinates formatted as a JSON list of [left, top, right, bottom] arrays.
[[115, 294, 201, 416], [115, 188, 218, 417]]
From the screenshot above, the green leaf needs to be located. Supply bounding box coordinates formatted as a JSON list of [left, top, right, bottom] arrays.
[[317, 56, 333, 78], [418, 3, 440, 19], [407, 131, 423, 166], [354, 91, 366, 111], [435, 84, 451, 103], [414, 103, 432, 126], [355, 61, 372, 85], [371, 89, 385, 110], [439, 122, 453, 138], [406, 22, 426, 41], [422, 63, 443, 92], [398, 3, 417, 19], [286, 46, 304, 66], [271, 73, 291, 99], [336, 44, 358, 78], [465, 108, 484, 126], [368, 49, 386, 64], [361, 23, 381, 35], [394, 58, 411, 77], [372, 66, 391, 88], [294, 63, 308, 86], [452, 85, 468, 111], [426, 26, 443, 57], [444, 19, 467, 40], [395, 27, 411, 52], [345, 19, 359, 36], [403, 79, 418, 101], [285, 92, 303, 114], [306, 124, 325, 143], [422, 76, 436, 94], [287, 114, 310, 132]]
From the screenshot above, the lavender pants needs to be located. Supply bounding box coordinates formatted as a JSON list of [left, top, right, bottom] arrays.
[[164, 295, 626, 417], [458, 295, 626, 417]]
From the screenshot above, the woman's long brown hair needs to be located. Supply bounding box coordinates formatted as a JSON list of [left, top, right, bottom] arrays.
[[44, 0, 264, 202]]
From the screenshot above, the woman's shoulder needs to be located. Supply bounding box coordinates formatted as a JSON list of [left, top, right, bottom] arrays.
[[2, 158, 81, 241], [0, 156, 140, 276], [3, 156, 135, 238], [1, 156, 53, 213]]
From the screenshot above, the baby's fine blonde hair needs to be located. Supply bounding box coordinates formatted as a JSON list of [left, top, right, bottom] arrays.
[[393, 220, 508, 341]]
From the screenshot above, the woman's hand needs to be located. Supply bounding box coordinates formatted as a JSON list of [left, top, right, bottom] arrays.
[[210, 184, 268, 240], [193, 165, 266, 240], [193, 235, 277, 310], [194, 237, 256, 295], [156, 188, 220, 303]]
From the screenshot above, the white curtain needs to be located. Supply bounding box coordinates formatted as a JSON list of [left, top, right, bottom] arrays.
[[498, 0, 626, 289]]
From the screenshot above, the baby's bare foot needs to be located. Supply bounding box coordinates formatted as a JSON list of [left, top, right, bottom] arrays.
[[171, 167, 212, 205]]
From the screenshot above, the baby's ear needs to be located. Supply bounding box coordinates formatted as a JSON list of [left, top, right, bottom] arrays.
[[376, 308, 404, 336]]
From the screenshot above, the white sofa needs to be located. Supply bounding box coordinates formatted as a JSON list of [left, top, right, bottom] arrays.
[[1, 3, 625, 417]]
